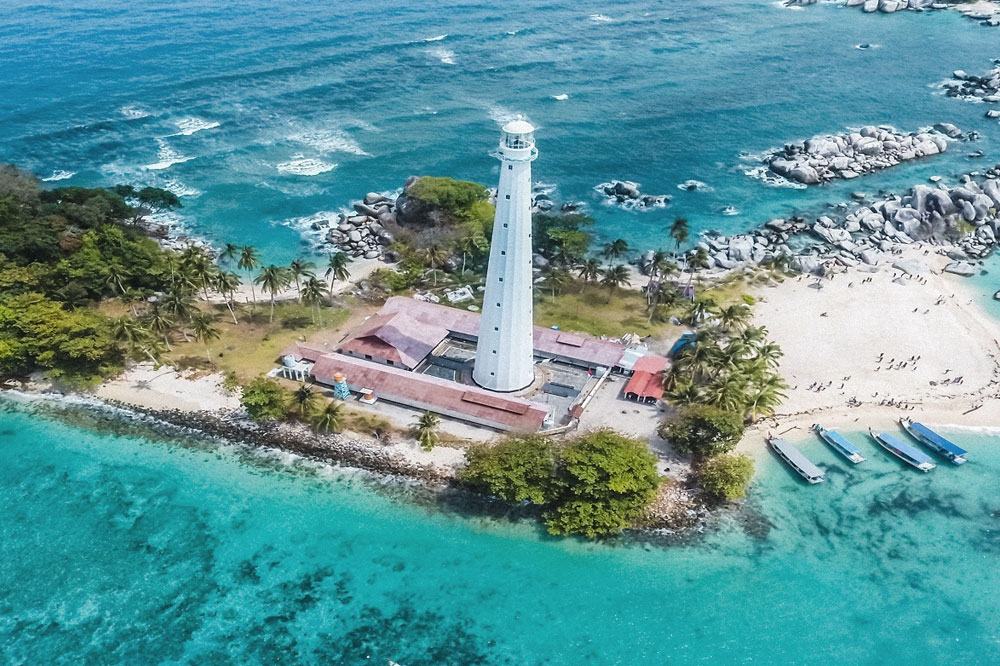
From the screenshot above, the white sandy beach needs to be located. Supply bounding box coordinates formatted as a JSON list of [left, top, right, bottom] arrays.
[[740, 245, 1000, 454]]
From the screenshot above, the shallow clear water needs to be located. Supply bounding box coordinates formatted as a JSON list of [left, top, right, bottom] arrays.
[[2, 396, 999, 665], [2, 0, 998, 261]]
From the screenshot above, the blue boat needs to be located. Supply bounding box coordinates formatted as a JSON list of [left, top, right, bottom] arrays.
[[813, 425, 866, 464], [900, 418, 967, 465], [869, 428, 935, 472]]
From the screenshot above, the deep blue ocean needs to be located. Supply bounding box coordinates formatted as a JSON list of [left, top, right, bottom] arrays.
[[3, 1, 1000, 663], [2, 0, 999, 262]]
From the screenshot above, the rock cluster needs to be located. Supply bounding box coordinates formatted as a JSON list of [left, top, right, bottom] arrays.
[[787, 0, 999, 25], [686, 164, 1000, 275], [313, 192, 399, 260], [945, 62, 1000, 109], [594, 180, 671, 209], [766, 126, 955, 185]]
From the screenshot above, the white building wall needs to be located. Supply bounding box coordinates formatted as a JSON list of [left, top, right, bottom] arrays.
[[473, 121, 537, 392]]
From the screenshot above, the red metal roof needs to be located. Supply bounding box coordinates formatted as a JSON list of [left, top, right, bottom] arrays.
[[310, 353, 548, 432], [338, 311, 447, 369], [380, 297, 626, 368], [633, 355, 669, 374], [623, 355, 668, 402]]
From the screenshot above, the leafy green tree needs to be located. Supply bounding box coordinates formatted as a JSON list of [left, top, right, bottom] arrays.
[[414, 411, 440, 450], [544, 430, 660, 538], [407, 177, 489, 211], [460, 435, 559, 505], [311, 400, 343, 433], [240, 377, 287, 421], [696, 453, 755, 500], [532, 212, 594, 262], [659, 405, 745, 459]]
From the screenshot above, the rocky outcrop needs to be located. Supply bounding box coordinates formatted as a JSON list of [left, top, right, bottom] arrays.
[[594, 180, 671, 209], [764, 126, 955, 185], [944, 61, 1000, 110], [804, 0, 1000, 25]]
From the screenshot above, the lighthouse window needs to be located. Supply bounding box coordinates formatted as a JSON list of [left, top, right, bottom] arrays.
[[498, 277, 503, 282], [508, 165, 512, 170], [492, 350, 497, 355], [503, 223, 508, 228], [505, 194, 510, 199], [497, 302, 501, 307], [501, 251, 505, 255], [494, 327, 499, 331]]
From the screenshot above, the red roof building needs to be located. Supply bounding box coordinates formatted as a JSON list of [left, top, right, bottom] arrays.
[[623, 355, 669, 404], [337, 311, 448, 370]]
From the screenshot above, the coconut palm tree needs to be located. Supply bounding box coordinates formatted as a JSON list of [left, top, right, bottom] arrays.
[[704, 373, 749, 412], [182, 249, 219, 300], [686, 295, 717, 325], [717, 303, 752, 333], [301, 276, 330, 325], [744, 373, 787, 422], [755, 341, 784, 369], [576, 258, 602, 289], [110, 317, 162, 364], [237, 245, 261, 312], [161, 288, 195, 341], [458, 233, 487, 274], [220, 242, 241, 266], [600, 264, 631, 301], [665, 382, 703, 406], [105, 263, 130, 299], [325, 251, 352, 295], [288, 258, 316, 302], [674, 333, 721, 382], [419, 244, 450, 286], [289, 383, 319, 420], [601, 238, 629, 266], [254, 265, 291, 323], [738, 325, 768, 349], [646, 282, 684, 323], [145, 304, 176, 350], [669, 217, 689, 253], [310, 400, 343, 434], [543, 267, 573, 299], [190, 311, 220, 364], [215, 271, 243, 325], [414, 411, 440, 451]]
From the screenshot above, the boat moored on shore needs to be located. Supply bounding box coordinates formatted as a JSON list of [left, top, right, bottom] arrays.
[[813, 425, 866, 464], [899, 418, 967, 465], [869, 428, 935, 472], [767, 435, 825, 484]]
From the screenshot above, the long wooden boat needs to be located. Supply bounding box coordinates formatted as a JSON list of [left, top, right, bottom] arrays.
[[899, 418, 967, 465], [869, 428, 935, 472], [813, 424, 866, 464], [767, 435, 825, 484]]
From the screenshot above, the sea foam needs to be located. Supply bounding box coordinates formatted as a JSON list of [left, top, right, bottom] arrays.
[[145, 139, 194, 170], [429, 47, 456, 65], [119, 104, 151, 119], [421, 34, 448, 42], [171, 117, 221, 136], [292, 129, 369, 156], [41, 169, 76, 182], [276, 156, 337, 176]]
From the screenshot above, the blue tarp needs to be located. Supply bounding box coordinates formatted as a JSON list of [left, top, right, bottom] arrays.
[[669, 334, 696, 359], [910, 422, 967, 457]]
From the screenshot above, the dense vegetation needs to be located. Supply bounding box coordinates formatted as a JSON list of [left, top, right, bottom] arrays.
[[695, 453, 755, 500], [460, 430, 660, 538]]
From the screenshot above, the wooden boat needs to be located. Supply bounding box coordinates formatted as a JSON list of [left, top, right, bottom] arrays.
[[869, 428, 935, 472], [767, 435, 825, 484], [813, 424, 866, 464], [900, 418, 967, 465]]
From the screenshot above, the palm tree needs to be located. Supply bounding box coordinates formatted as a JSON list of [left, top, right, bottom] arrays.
[[739, 325, 768, 349], [686, 295, 717, 325], [310, 400, 343, 433], [237, 245, 261, 312], [601, 238, 629, 266], [414, 411, 440, 451], [220, 242, 241, 266], [576, 258, 602, 290], [288, 258, 316, 302], [665, 382, 703, 406], [646, 282, 684, 323], [755, 342, 784, 370], [215, 271, 243, 325], [458, 233, 487, 274], [599, 264, 631, 301], [181, 247, 218, 300], [543, 267, 573, 299], [419, 244, 450, 286], [105, 263, 130, 300], [717, 303, 752, 333], [190, 311, 221, 364], [145, 304, 176, 350], [704, 373, 749, 412], [669, 217, 690, 253], [301, 276, 330, 325], [111, 317, 161, 364], [745, 375, 788, 423], [674, 333, 721, 383], [290, 383, 319, 420], [162, 288, 195, 341], [254, 265, 291, 323], [325, 251, 352, 295]]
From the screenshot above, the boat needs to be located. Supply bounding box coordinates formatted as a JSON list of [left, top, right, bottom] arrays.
[[868, 428, 935, 472], [813, 425, 866, 464], [899, 418, 967, 465], [993, 289, 1000, 301], [767, 435, 825, 484]]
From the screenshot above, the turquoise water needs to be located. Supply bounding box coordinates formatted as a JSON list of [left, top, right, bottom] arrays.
[[2, 395, 999, 664], [2, 0, 999, 262]]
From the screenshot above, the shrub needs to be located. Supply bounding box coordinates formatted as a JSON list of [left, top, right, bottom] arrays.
[[407, 177, 489, 212], [544, 430, 660, 538], [240, 377, 287, 421], [460, 435, 559, 505], [659, 405, 745, 459], [696, 453, 755, 500]]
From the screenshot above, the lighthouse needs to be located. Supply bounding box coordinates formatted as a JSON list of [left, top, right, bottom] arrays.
[[473, 120, 538, 392]]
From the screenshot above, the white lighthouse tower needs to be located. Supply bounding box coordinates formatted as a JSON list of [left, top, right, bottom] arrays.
[[473, 120, 538, 392]]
